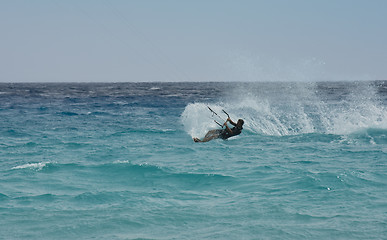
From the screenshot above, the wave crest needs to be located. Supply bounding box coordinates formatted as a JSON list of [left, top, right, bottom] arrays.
[[11, 162, 50, 171]]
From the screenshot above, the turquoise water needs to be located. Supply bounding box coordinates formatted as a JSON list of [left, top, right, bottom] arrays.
[[1, 82, 387, 239]]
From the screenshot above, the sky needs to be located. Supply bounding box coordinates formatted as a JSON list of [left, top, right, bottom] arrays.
[[0, 0, 386, 82]]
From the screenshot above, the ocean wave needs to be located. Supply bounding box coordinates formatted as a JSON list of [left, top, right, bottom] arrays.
[[14, 193, 57, 203], [57, 111, 79, 116], [149, 87, 161, 90], [72, 192, 118, 205], [9, 162, 81, 173], [86, 111, 114, 116], [11, 162, 50, 171], [3, 129, 32, 138], [347, 128, 387, 145], [63, 141, 91, 149], [8, 161, 236, 189], [0, 193, 9, 201], [331, 128, 387, 145], [92, 162, 237, 190]]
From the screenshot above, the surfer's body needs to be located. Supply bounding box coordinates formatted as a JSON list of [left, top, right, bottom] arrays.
[[194, 118, 244, 142]]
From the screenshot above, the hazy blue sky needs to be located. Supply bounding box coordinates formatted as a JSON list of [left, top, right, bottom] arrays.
[[1, 0, 386, 82]]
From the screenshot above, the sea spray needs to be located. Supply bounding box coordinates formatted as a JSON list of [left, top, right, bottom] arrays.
[[328, 82, 387, 134], [181, 103, 226, 138], [181, 81, 387, 137]]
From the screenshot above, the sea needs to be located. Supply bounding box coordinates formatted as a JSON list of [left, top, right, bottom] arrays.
[[1, 81, 387, 239]]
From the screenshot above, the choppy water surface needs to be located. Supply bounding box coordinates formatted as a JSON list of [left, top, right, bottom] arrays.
[[1, 82, 387, 239]]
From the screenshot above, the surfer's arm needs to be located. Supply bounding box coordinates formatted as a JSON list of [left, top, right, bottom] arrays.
[[228, 118, 237, 127], [223, 123, 233, 134]]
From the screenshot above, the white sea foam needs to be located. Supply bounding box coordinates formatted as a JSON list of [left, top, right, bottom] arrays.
[[113, 160, 130, 164], [12, 162, 49, 171]]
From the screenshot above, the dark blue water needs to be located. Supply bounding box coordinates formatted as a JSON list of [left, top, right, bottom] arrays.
[[1, 82, 387, 239]]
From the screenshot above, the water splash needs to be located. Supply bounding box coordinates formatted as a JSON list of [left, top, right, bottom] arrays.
[[181, 82, 387, 137], [181, 103, 225, 138]]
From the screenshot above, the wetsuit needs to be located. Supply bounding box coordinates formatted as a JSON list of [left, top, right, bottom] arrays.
[[220, 126, 243, 139]]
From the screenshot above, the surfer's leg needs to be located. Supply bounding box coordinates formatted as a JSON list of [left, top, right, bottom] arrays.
[[201, 135, 219, 142], [193, 134, 219, 142], [201, 129, 222, 142], [204, 130, 219, 138], [194, 129, 222, 143]]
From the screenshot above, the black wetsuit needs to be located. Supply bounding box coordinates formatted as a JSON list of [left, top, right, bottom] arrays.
[[220, 126, 242, 139]]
